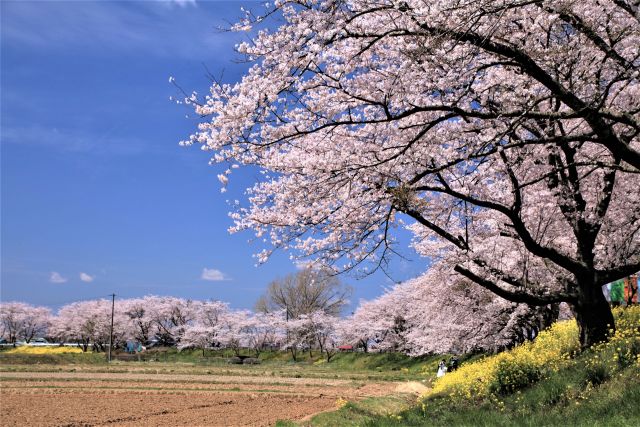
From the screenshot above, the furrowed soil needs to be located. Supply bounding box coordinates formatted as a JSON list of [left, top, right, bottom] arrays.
[[0, 366, 405, 426]]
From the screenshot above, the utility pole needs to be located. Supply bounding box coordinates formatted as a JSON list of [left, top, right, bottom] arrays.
[[108, 293, 115, 363]]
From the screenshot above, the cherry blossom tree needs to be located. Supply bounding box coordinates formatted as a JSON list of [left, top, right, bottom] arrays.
[[341, 265, 559, 355], [179, 325, 220, 355], [18, 305, 52, 343], [340, 293, 406, 352], [0, 302, 52, 343], [217, 310, 253, 356], [302, 310, 341, 361], [279, 314, 310, 361], [51, 300, 127, 352], [182, 0, 640, 349], [142, 296, 198, 345], [241, 311, 284, 356], [398, 266, 559, 354], [121, 298, 155, 344], [0, 303, 24, 343], [339, 303, 384, 353], [196, 300, 230, 328], [179, 300, 230, 354]]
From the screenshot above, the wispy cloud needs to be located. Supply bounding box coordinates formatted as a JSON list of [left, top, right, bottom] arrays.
[[1, 0, 239, 59], [79, 272, 94, 283], [160, 0, 198, 8], [201, 267, 227, 281], [50, 272, 68, 284], [1, 124, 151, 156]]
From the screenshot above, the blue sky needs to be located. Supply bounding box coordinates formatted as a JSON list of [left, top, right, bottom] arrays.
[[1, 0, 427, 312]]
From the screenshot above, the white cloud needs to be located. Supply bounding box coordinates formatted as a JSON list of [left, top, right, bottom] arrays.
[[161, 0, 197, 7], [2, 124, 151, 156], [50, 272, 68, 283], [79, 272, 94, 283], [201, 268, 226, 281]]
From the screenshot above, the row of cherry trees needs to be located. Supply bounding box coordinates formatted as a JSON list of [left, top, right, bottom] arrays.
[[0, 298, 344, 359], [1, 273, 564, 357], [345, 265, 568, 355]]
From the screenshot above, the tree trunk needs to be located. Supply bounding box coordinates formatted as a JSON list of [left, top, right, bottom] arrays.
[[573, 286, 615, 350]]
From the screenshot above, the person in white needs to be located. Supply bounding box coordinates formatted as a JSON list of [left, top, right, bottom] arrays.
[[437, 359, 447, 378]]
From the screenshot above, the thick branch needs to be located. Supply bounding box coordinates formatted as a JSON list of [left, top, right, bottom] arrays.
[[454, 265, 576, 305], [597, 260, 640, 284], [411, 184, 587, 274], [396, 204, 469, 251]]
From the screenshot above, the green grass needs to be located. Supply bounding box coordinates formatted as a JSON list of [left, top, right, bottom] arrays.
[[301, 347, 640, 426], [0, 350, 106, 365], [308, 395, 411, 426], [318, 352, 475, 374], [0, 348, 459, 382], [299, 367, 639, 427], [349, 367, 640, 427]]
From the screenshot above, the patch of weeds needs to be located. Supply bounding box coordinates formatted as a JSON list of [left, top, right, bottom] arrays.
[[584, 362, 611, 386]]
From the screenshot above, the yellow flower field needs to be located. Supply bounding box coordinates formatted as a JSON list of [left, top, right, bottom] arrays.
[[5, 346, 83, 355]]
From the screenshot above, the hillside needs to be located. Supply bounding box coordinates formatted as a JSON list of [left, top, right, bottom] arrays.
[[304, 306, 640, 426]]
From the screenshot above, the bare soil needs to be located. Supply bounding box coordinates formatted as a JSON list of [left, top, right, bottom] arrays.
[[0, 370, 399, 426]]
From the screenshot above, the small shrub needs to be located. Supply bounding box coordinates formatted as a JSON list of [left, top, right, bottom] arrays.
[[490, 359, 542, 395], [540, 381, 569, 407], [584, 361, 611, 386]]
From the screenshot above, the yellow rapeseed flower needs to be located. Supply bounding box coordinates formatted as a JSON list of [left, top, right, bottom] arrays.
[[6, 346, 83, 354]]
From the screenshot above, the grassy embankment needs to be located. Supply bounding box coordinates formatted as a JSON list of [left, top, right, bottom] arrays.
[[297, 306, 640, 426]]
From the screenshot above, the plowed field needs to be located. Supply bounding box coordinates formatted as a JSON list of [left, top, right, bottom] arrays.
[[0, 369, 400, 426]]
